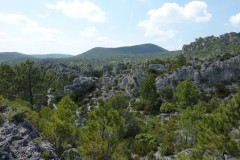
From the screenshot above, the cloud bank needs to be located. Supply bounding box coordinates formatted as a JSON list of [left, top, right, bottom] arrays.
[[46, 0, 106, 22], [229, 13, 240, 28], [138, 1, 212, 41]]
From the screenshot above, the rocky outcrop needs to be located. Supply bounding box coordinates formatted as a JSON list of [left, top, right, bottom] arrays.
[[84, 64, 93, 72], [156, 55, 240, 92], [101, 65, 148, 99], [102, 65, 111, 76], [148, 64, 168, 72], [62, 53, 240, 101], [182, 32, 240, 53], [64, 77, 98, 94], [113, 63, 127, 74], [0, 117, 58, 160], [118, 67, 148, 97], [45, 64, 80, 81]]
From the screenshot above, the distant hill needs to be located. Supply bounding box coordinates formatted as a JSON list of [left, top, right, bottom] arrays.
[[76, 43, 168, 59], [0, 52, 74, 64], [31, 54, 73, 59], [0, 52, 35, 64], [0, 44, 179, 65]]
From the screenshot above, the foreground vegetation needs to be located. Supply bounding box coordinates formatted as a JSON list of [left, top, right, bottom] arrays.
[[1, 59, 240, 160]]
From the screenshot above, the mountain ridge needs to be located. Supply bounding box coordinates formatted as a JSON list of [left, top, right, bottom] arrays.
[[77, 43, 168, 58], [31, 54, 73, 59]]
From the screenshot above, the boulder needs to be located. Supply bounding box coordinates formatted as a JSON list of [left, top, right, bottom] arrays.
[[0, 119, 58, 160], [64, 77, 98, 94]]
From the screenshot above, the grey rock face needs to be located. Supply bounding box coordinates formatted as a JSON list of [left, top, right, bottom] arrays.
[[64, 77, 98, 94], [118, 71, 147, 97], [101, 65, 148, 99], [156, 55, 240, 92], [113, 63, 127, 74], [148, 64, 167, 72], [85, 64, 93, 72], [45, 64, 80, 81], [102, 65, 111, 76], [0, 119, 58, 160]]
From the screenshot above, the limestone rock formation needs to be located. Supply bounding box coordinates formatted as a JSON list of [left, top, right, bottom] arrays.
[[182, 32, 240, 53], [156, 55, 240, 92], [64, 77, 98, 94], [101, 65, 148, 99], [102, 65, 111, 76], [0, 114, 58, 160], [45, 64, 80, 81], [113, 63, 127, 74]]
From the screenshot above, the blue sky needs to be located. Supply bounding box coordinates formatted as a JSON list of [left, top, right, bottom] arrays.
[[0, 0, 240, 55]]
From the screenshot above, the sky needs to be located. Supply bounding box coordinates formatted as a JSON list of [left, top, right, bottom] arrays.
[[0, 0, 240, 55]]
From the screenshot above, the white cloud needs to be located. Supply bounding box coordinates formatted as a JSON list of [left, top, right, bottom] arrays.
[[36, 13, 50, 18], [0, 14, 36, 26], [138, 1, 211, 41], [79, 26, 97, 37], [96, 36, 109, 41], [46, 0, 106, 22], [138, 19, 175, 41], [145, 1, 212, 23], [178, 39, 183, 43], [0, 13, 61, 41], [23, 25, 61, 34], [0, 32, 7, 37], [229, 13, 240, 28], [96, 36, 128, 48]]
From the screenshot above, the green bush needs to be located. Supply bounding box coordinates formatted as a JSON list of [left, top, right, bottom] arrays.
[[42, 150, 50, 160], [160, 102, 176, 113], [160, 145, 175, 156], [160, 86, 173, 101], [214, 83, 230, 98], [132, 100, 145, 111], [98, 77, 103, 86], [84, 70, 103, 78], [32, 137, 43, 144], [0, 96, 9, 105], [132, 133, 157, 155], [194, 65, 201, 70], [220, 52, 232, 61], [7, 104, 27, 122], [169, 63, 180, 72]]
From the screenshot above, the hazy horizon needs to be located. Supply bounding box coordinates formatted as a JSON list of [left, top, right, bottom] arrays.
[[0, 0, 240, 55]]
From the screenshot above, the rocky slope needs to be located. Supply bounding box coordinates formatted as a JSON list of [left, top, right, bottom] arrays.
[[0, 106, 58, 160], [182, 32, 240, 58], [64, 53, 240, 102], [156, 55, 240, 91]]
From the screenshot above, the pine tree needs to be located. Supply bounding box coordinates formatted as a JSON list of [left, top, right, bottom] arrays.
[[79, 102, 125, 159], [140, 74, 157, 102], [14, 60, 39, 106], [180, 103, 205, 145], [196, 99, 240, 159], [140, 74, 160, 112], [174, 79, 199, 109], [0, 64, 15, 99]]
